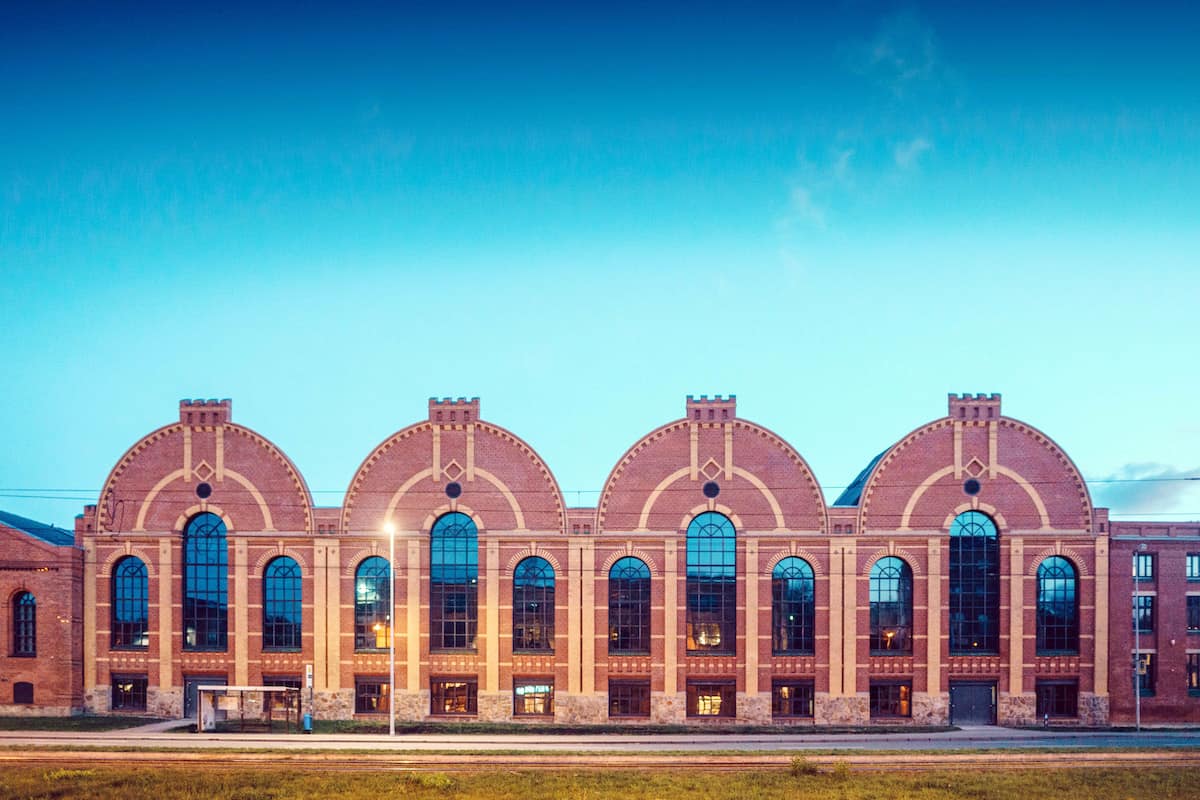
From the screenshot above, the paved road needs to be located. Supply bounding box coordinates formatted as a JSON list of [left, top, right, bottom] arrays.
[[2, 724, 1198, 752]]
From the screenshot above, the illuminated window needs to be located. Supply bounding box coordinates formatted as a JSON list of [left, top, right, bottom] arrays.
[[263, 556, 302, 651], [1188, 654, 1200, 697], [869, 681, 911, 718], [431, 678, 477, 715], [686, 680, 735, 717], [354, 556, 391, 651], [1036, 557, 1078, 654], [431, 512, 478, 650], [772, 557, 815, 655], [112, 675, 148, 711], [1188, 597, 1200, 632], [183, 512, 228, 651], [1133, 595, 1155, 634], [608, 557, 650, 655], [949, 511, 999, 654], [513, 679, 554, 716], [608, 680, 650, 717], [111, 557, 149, 649], [686, 512, 736, 654], [354, 677, 389, 713], [12, 591, 36, 656], [870, 557, 913, 654], [771, 680, 815, 718], [1036, 680, 1077, 718], [513, 557, 555, 652]]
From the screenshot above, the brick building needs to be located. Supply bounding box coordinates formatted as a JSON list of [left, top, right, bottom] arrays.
[[2, 393, 1197, 725]]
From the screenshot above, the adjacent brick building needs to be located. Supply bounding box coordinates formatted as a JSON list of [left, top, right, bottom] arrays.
[[1, 393, 1196, 725]]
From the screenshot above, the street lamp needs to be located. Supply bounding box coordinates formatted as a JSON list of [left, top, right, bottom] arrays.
[[384, 521, 396, 737]]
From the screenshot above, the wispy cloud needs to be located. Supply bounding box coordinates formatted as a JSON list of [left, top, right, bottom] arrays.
[[845, 9, 943, 97], [782, 185, 827, 230], [1091, 462, 1200, 514], [893, 136, 933, 169]]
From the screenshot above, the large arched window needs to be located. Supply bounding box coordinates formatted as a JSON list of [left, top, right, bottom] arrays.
[[870, 557, 913, 654], [949, 510, 1000, 654], [608, 557, 650, 655], [1036, 556, 1078, 654], [772, 557, 815, 655], [264, 556, 302, 651], [183, 512, 228, 651], [686, 511, 736, 654], [354, 556, 391, 650], [12, 592, 36, 656], [111, 557, 148, 649], [513, 556, 555, 652], [431, 512, 478, 650]]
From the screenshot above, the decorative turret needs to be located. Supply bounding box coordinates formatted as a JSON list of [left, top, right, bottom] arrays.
[[948, 393, 1001, 421], [686, 394, 737, 422], [429, 396, 480, 424], [180, 398, 231, 425]]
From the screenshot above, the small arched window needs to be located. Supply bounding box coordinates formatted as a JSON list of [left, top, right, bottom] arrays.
[[949, 510, 1000, 654], [354, 556, 391, 651], [264, 556, 302, 651], [686, 512, 737, 654], [513, 556, 555, 652], [183, 512, 228, 651], [608, 557, 651, 655], [12, 592, 36, 656], [870, 557, 913, 654], [111, 557, 149, 649], [430, 512, 479, 650], [772, 557, 815, 655], [1036, 556, 1078, 654]]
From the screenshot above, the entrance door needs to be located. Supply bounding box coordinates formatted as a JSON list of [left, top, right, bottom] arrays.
[[183, 676, 226, 719], [949, 681, 996, 725]]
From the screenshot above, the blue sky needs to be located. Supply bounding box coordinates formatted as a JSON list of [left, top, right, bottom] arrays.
[[2, 2, 1198, 528]]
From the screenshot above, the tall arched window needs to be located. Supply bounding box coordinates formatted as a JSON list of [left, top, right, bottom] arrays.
[[354, 556, 391, 650], [608, 557, 650, 655], [264, 556, 302, 651], [870, 557, 913, 654], [1037, 556, 1078, 654], [183, 512, 228, 651], [431, 512, 478, 650], [686, 511, 736, 654], [772, 557, 815, 655], [12, 592, 36, 656], [513, 556, 555, 652], [949, 510, 1000, 654], [111, 557, 148, 649]]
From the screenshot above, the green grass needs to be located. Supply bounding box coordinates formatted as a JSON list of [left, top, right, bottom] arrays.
[[0, 764, 1196, 799], [0, 715, 167, 732]]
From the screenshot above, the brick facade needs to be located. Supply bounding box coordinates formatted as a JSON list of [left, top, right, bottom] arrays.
[[1, 393, 1196, 726]]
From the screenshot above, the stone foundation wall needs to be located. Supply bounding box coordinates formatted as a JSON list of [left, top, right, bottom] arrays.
[[737, 692, 771, 724], [477, 690, 510, 722], [84, 685, 111, 713], [0, 704, 73, 717], [998, 692, 1036, 726], [148, 687, 182, 718], [651, 691, 685, 723], [912, 692, 948, 725], [1079, 693, 1108, 726], [314, 688, 355, 720], [394, 689, 429, 721], [556, 693, 606, 724], [816, 693, 868, 725]]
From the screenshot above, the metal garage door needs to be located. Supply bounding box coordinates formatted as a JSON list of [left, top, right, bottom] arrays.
[[950, 681, 996, 725]]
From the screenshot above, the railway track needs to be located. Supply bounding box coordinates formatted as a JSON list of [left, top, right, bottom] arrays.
[[2, 749, 1198, 773]]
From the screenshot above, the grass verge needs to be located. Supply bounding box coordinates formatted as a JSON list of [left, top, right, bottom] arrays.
[[0, 716, 168, 732]]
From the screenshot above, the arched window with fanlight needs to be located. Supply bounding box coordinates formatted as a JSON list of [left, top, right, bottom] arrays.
[[111, 556, 149, 649], [264, 556, 303, 651], [354, 556, 390, 651], [949, 510, 1000, 654], [870, 557, 913, 654], [183, 512, 228, 651], [608, 557, 650, 655], [513, 556, 555, 652], [686, 511, 736, 654], [430, 512, 478, 650], [1036, 556, 1078, 654], [772, 557, 815, 655], [12, 592, 36, 656]]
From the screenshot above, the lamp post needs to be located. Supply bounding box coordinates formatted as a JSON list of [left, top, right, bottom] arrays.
[[384, 521, 396, 737]]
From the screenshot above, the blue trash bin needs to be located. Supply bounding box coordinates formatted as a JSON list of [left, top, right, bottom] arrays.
[[303, 713, 313, 734]]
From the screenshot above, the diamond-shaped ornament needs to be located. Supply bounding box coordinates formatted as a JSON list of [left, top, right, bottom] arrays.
[[442, 459, 464, 482], [699, 458, 722, 481], [963, 458, 986, 478], [193, 460, 215, 482]]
